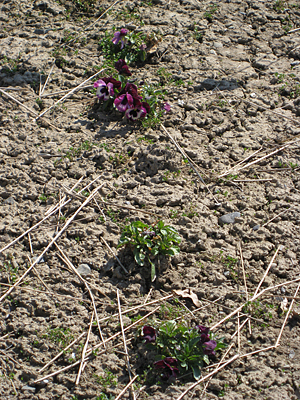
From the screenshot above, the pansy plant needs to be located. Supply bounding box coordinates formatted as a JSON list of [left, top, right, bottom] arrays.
[[95, 28, 171, 127], [141, 320, 226, 381], [118, 220, 181, 282], [99, 28, 149, 65]]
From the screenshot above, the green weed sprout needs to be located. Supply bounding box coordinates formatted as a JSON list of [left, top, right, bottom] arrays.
[[117, 220, 181, 281]]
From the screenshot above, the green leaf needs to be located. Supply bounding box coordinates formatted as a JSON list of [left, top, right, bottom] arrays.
[[134, 248, 145, 266], [203, 355, 210, 365], [140, 50, 146, 62], [191, 365, 201, 380]]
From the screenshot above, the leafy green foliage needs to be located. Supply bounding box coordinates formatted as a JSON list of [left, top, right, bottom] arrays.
[[118, 220, 181, 281], [140, 83, 167, 128], [42, 327, 74, 347], [99, 29, 147, 65], [144, 321, 226, 380]]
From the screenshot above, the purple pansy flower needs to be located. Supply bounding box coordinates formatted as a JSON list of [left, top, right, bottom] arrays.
[[196, 325, 217, 356], [125, 105, 148, 120], [154, 357, 179, 380], [119, 83, 141, 103], [142, 326, 156, 343], [203, 340, 217, 356], [94, 79, 115, 101], [196, 325, 210, 335], [115, 59, 132, 76], [102, 76, 122, 91], [114, 93, 134, 112], [140, 43, 147, 50], [163, 102, 171, 113], [94, 77, 121, 101], [112, 28, 128, 49], [142, 101, 151, 114]]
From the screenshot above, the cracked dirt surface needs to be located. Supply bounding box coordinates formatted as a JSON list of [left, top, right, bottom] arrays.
[[1, 0, 300, 399]]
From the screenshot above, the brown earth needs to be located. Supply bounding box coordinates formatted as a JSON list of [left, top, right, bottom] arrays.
[[0, 0, 300, 399]]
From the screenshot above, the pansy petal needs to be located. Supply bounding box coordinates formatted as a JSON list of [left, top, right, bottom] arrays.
[[94, 79, 106, 88], [120, 28, 128, 36], [107, 82, 115, 97]]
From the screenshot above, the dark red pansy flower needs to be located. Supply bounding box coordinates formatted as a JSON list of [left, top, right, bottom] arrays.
[[115, 59, 132, 76], [154, 357, 179, 380], [142, 326, 156, 343]]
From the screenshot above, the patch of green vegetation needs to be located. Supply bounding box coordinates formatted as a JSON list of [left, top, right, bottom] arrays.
[[39, 194, 48, 202], [115, 7, 145, 26], [162, 169, 181, 182], [182, 203, 199, 218], [1, 259, 19, 284], [192, 23, 204, 43], [93, 369, 117, 388], [273, 0, 288, 13], [169, 210, 180, 219], [203, 4, 218, 22], [137, 136, 154, 144], [118, 220, 181, 281], [42, 327, 74, 348], [158, 299, 185, 320], [243, 300, 275, 325], [54, 141, 94, 165], [0, 54, 22, 75], [99, 29, 148, 65]]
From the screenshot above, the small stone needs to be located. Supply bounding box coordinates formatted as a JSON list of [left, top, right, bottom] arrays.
[[214, 42, 223, 48], [22, 385, 36, 393], [289, 350, 295, 359], [250, 93, 256, 98], [252, 224, 260, 231], [32, 256, 45, 263], [76, 264, 91, 277], [218, 212, 241, 225], [3, 196, 15, 205]]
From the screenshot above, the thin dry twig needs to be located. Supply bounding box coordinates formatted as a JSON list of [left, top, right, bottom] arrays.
[[39, 332, 86, 374], [176, 355, 240, 400], [254, 245, 282, 296], [27, 255, 52, 293], [56, 246, 106, 348], [41, 85, 93, 97], [97, 294, 173, 324], [100, 236, 128, 274], [0, 184, 103, 303], [35, 68, 106, 121], [200, 343, 235, 397], [239, 243, 251, 335], [237, 311, 241, 353], [262, 204, 297, 227], [117, 289, 136, 400], [211, 276, 300, 330], [76, 311, 94, 385], [218, 147, 263, 178], [231, 318, 248, 339], [114, 375, 138, 400], [221, 139, 300, 177], [275, 282, 300, 347], [0, 198, 69, 254], [40, 63, 55, 96], [0, 88, 59, 130], [233, 92, 300, 127], [233, 178, 273, 182], [161, 124, 221, 205], [35, 307, 159, 383]]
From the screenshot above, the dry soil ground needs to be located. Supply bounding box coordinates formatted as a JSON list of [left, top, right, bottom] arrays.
[[1, 0, 300, 399]]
